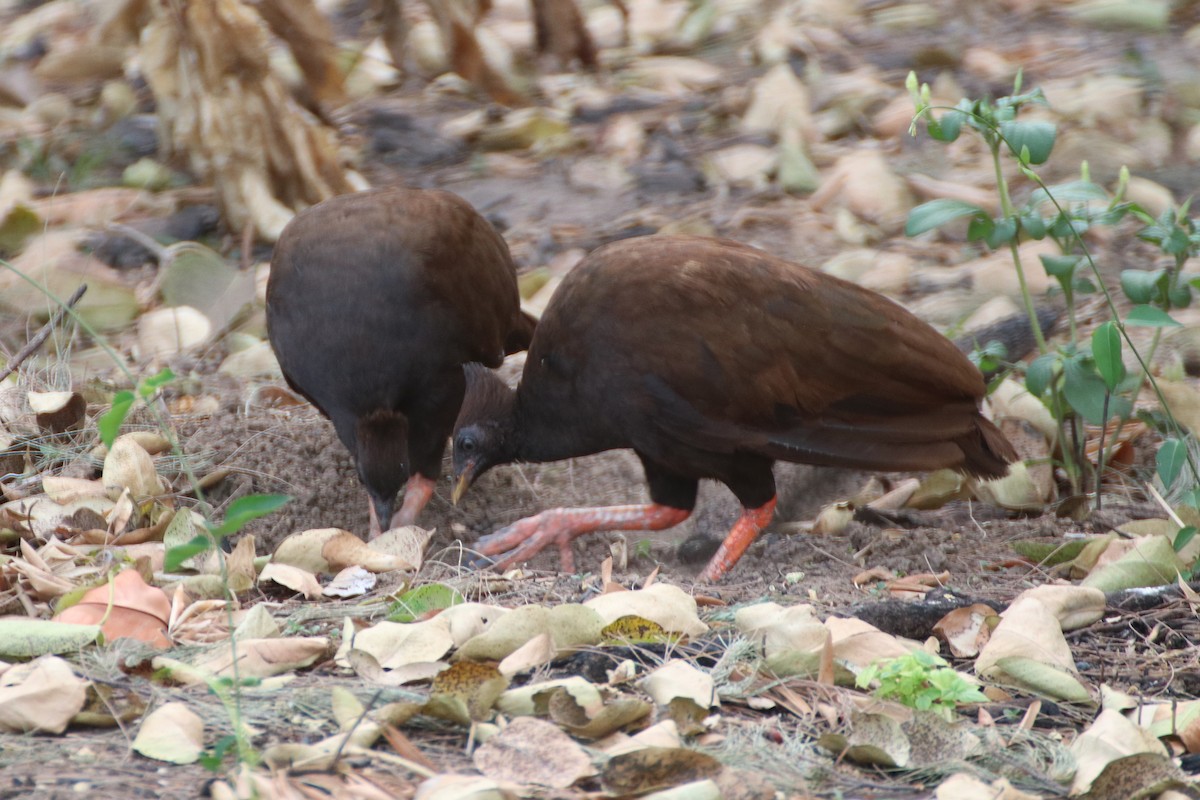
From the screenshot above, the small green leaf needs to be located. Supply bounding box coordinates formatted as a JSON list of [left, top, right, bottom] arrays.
[[1062, 355, 1130, 424], [927, 109, 965, 142], [1169, 284, 1193, 310], [387, 583, 466, 623], [1020, 211, 1047, 239], [1157, 438, 1187, 490], [97, 391, 135, 448], [1000, 120, 1056, 165], [1025, 353, 1059, 398], [1180, 487, 1200, 510], [138, 367, 176, 398], [1120, 269, 1167, 304], [1029, 180, 1108, 206], [966, 215, 994, 243], [905, 199, 987, 237], [1175, 526, 1197, 554], [208, 493, 292, 539], [1039, 254, 1081, 280], [165, 535, 213, 572], [1126, 305, 1181, 328], [1091, 322, 1124, 392], [985, 216, 1018, 249]]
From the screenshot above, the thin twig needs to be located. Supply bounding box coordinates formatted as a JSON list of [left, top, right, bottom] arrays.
[[0, 284, 87, 383]]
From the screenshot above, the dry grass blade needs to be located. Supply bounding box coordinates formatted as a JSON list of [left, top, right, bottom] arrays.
[[0, 284, 86, 384]]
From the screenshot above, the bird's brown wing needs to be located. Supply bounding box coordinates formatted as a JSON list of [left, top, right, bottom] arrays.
[[587, 237, 1006, 474]]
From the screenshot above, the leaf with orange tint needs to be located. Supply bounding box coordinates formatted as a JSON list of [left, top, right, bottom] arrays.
[[53, 569, 171, 648]]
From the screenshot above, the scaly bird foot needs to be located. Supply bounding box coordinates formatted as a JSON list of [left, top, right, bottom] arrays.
[[473, 504, 693, 575]]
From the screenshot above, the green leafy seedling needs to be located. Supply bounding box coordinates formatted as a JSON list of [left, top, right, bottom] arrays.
[[164, 493, 292, 571], [97, 367, 176, 447], [856, 650, 988, 720]]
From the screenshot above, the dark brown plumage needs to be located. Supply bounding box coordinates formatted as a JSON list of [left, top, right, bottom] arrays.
[[267, 187, 535, 536], [451, 234, 1016, 581]]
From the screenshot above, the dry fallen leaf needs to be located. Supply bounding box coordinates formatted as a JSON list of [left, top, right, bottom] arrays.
[[932, 604, 999, 658], [132, 702, 205, 764], [322, 565, 376, 598], [259, 562, 323, 599], [0, 655, 88, 734], [455, 603, 605, 661], [584, 583, 707, 637], [1070, 709, 1173, 795], [473, 716, 596, 789], [53, 569, 171, 648], [193, 637, 328, 679], [336, 615, 455, 669]]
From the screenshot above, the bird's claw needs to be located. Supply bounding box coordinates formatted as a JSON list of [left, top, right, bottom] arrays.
[[473, 513, 577, 573]]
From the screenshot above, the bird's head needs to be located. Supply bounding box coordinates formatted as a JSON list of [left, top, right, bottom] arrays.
[[452, 363, 518, 504]]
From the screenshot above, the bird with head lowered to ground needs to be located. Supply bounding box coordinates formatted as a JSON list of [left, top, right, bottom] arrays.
[[450, 234, 1016, 582], [267, 187, 536, 537]]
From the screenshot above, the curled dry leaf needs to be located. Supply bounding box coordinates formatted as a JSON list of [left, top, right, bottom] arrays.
[[1080, 534, 1182, 591], [336, 615, 455, 670], [642, 660, 716, 709], [0, 655, 88, 733], [271, 528, 416, 575], [40, 477, 108, 504], [346, 648, 448, 686], [370, 525, 435, 572], [27, 390, 85, 433], [497, 675, 602, 717], [811, 501, 853, 535], [976, 596, 1076, 676], [102, 434, 165, 500], [735, 602, 830, 678], [53, 568, 171, 648], [932, 604, 1000, 658], [259, 562, 322, 599], [547, 686, 653, 740], [132, 702, 204, 764], [137, 306, 213, 359], [472, 716, 596, 789], [1009, 585, 1105, 631], [322, 565, 376, 598]]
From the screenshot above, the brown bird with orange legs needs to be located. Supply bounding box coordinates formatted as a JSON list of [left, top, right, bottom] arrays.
[[451, 235, 1016, 581], [267, 188, 536, 537]]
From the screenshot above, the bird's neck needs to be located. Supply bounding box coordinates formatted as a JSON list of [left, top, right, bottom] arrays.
[[511, 384, 591, 463]]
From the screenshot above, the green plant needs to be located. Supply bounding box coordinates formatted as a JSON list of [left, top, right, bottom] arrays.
[[855, 650, 987, 720], [904, 70, 1200, 509]]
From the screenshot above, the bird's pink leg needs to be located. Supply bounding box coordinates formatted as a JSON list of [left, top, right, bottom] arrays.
[[391, 475, 436, 528], [477, 504, 691, 573], [368, 501, 383, 538], [698, 496, 778, 583]]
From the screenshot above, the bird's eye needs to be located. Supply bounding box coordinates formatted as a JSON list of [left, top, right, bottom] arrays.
[[459, 436, 477, 454]]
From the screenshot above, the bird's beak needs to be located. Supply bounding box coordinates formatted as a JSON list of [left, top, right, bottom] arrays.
[[451, 463, 475, 505]]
